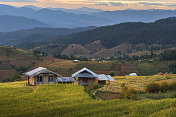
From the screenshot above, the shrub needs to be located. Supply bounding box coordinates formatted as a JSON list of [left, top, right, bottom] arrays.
[[145, 82, 160, 93], [121, 87, 137, 99], [166, 76, 172, 79], [8, 74, 22, 82], [93, 84, 102, 89], [170, 102, 176, 107], [160, 82, 169, 92], [170, 82, 176, 90], [108, 72, 114, 76], [168, 93, 176, 98], [88, 82, 102, 90], [121, 83, 125, 87]]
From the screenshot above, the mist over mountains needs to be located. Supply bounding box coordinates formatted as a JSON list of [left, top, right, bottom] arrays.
[[0, 15, 49, 32], [24, 5, 104, 15], [1, 4, 176, 31], [0, 4, 108, 29]]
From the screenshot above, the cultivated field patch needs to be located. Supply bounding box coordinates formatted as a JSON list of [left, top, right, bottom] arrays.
[[0, 81, 176, 117]]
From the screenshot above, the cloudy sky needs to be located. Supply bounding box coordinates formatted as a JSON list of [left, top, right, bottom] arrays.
[[0, 0, 176, 10]]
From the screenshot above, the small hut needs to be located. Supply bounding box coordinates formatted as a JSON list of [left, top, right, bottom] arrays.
[[129, 73, 137, 76], [72, 68, 98, 86], [72, 68, 115, 86], [24, 67, 61, 86]]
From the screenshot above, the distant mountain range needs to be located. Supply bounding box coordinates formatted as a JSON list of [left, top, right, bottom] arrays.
[[94, 9, 176, 24], [0, 26, 96, 47], [24, 5, 104, 15], [0, 15, 49, 32], [1, 4, 176, 30], [0, 4, 108, 28], [1, 17, 175, 58]]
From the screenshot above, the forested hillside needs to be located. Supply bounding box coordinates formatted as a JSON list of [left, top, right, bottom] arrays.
[[1, 17, 176, 58], [33, 17, 176, 57], [56, 17, 176, 48], [0, 26, 96, 48]]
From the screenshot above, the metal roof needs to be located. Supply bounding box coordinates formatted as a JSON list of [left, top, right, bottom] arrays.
[[129, 73, 137, 76], [72, 68, 98, 78], [57, 77, 75, 83], [97, 74, 115, 81], [24, 67, 61, 77], [106, 75, 115, 81], [97, 74, 109, 81]]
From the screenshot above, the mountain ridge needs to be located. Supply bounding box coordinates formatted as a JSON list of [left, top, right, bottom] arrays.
[[1, 4, 176, 28], [0, 15, 49, 32], [33, 17, 176, 58]]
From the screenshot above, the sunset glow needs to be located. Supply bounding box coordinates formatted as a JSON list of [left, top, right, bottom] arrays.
[[0, 0, 176, 10]]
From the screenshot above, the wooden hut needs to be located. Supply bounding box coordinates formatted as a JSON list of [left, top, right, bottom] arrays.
[[24, 67, 61, 86], [72, 68, 98, 86], [72, 68, 115, 86]]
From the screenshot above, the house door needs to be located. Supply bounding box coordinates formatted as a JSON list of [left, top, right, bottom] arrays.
[[44, 76, 48, 84]]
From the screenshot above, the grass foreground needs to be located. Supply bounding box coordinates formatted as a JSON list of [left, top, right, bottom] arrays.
[[0, 81, 176, 117]]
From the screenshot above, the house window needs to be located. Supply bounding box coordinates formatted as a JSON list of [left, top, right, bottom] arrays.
[[48, 76, 54, 82], [37, 76, 43, 82]]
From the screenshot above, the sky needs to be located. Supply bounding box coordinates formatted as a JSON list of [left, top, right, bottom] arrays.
[[0, 0, 176, 11]]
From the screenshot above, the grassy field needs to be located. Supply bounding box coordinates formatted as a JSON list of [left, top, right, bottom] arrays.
[[0, 47, 38, 81], [0, 81, 176, 117], [137, 61, 176, 76], [100, 75, 176, 92], [45, 59, 176, 76], [1, 47, 175, 80]]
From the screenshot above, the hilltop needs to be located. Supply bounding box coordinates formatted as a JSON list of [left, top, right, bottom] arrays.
[[0, 46, 175, 82], [0, 26, 96, 49], [32, 17, 176, 58], [0, 47, 37, 81]]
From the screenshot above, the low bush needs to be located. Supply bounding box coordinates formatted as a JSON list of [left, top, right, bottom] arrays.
[[93, 84, 102, 89], [170, 82, 176, 90], [145, 82, 160, 93], [170, 101, 176, 107], [88, 82, 102, 90], [160, 82, 169, 92], [121, 83, 125, 87], [108, 72, 114, 76], [145, 82, 176, 94], [121, 87, 137, 99]]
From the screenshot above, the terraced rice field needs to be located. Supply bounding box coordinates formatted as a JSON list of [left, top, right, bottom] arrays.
[[100, 75, 176, 92], [0, 81, 176, 117]]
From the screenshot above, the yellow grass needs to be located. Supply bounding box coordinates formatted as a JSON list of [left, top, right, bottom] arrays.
[[0, 81, 176, 117], [100, 75, 176, 92]]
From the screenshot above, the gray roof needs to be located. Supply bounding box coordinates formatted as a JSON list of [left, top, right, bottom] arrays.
[[106, 75, 115, 81], [72, 68, 115, 82], [57, 77, 75, 83], [98, 74, 115, 81], [24, 67, 61, 77], [129, 73, 137, 76], [97, 74, 109, 81], [72, 68, 98, 78]]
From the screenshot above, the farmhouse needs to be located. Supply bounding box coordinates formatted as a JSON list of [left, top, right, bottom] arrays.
[[24, 67, 61, 86], [72, 68, 115, 86]]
